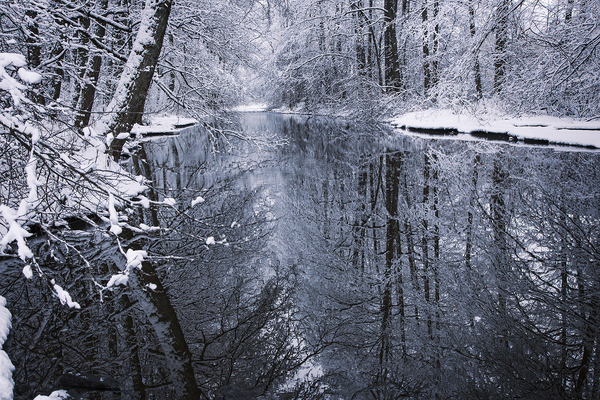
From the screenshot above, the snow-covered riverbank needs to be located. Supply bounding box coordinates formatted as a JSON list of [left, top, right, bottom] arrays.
[[233, 104, 600, 149], [390, 109, 600, 150]]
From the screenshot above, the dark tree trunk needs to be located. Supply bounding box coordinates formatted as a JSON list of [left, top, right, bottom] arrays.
[[74, 0, 109, 130], [465, 154, 480, 270], [351, 1, 367, 76], [431, 0, 439, 90], [491, 154, 509, 320], [494, 0, 510, 94], [422, 1, 432, 95], [122, 295, 147, 400], [565, 0, 574, 21], [469, 2, 483, 99], [72, 14, 91, 110], [423, 151, 432, 339], [384, 0, 402, 91], [101, 0, 173, 160], [25, 8, 44, 104], [122, 228, 201, 399]]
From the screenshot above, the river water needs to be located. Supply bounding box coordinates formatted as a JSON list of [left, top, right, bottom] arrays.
[[138, 112, 600, 398], [4, 112, 600, 399]]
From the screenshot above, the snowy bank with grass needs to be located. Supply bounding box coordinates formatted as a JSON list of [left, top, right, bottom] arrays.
[[390, 109, 600, 149]]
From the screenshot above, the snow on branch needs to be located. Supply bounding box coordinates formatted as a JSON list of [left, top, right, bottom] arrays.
[[106, 249, 148, 289], [0, 296, 14, 400]]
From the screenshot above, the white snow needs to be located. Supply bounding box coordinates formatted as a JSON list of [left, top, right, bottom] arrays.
[[135, 195, 150, 209], [0, 205, 33, 261], [52, 280, 81, 309], [131, 115, 198, 135], [0, 53, 39, 107], [0, 349, 13, 400], [148, 115, 197, 127], [0, 296, 13, 399], [139, 223, 160, 232], [231, 103, 268, 112], [33, 390, 70, 400], [108, 194, 122, 235], [390, 109, 600, 148], [25, 158, 40, 201], [106, 249, 147, 289], [22, 264, 32, 279], [106, 273, 129, 288], [17, 68, 41, 84], [0, 297, 10, 346], [163, 197, 176, 206], [191, 196, 205, 207], [126, 249, 147, 269], [0, 53, 26, 68]]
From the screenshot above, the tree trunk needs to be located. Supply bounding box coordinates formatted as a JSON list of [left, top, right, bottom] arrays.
[[565, 0, 574, 21], [465, 154, 480, 270], [351, 1, 367, 77], [469, 1, 483, 99], [491, 153, 509, 326], [494, 0, 510, 94], [25, 8, 44, 104], [384, 0, 402, 91], [422, 0, 432, 95], [122, 228, 201, 399], [431, 0, 439, 90], [72, 14, 91, 110], [383, 150, 404, 362], [74, 0, 109, 130], [130, 262, 201, 399], [423, 152, 432, 339], [100, 0, 173, 160]]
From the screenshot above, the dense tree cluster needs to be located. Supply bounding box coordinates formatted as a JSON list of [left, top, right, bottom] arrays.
[[0, 0, 261, 130], [267, 0, 600, 117]]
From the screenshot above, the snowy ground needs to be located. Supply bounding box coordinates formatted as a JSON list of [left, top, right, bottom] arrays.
[[230, 103, 269, 112], [390, 109, 600, 150], [131, 115, 198, 135]]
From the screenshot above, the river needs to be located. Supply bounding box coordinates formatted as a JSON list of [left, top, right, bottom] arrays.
[[4, 112, 600, 399]]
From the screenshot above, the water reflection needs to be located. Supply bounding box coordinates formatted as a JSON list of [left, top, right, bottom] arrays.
[[232, 113, 600, 400], [3, 112, 600, 399], [137, 112, 600, 399]]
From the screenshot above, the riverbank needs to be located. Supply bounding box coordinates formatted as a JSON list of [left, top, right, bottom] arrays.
[[390, 109, 600, 150], [233, 103, 600, 150]]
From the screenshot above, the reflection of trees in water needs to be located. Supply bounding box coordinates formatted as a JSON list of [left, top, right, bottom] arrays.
[[283, 123, 600, 399], [3, 114, 600, 399], [1, 121, 304, 399]]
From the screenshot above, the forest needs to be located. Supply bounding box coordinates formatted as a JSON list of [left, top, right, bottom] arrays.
[[0, 0, 599, 399]]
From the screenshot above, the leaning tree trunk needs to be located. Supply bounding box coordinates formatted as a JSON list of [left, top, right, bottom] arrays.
[[98, 0, 173, 161], [121, 228, 201, 399]]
